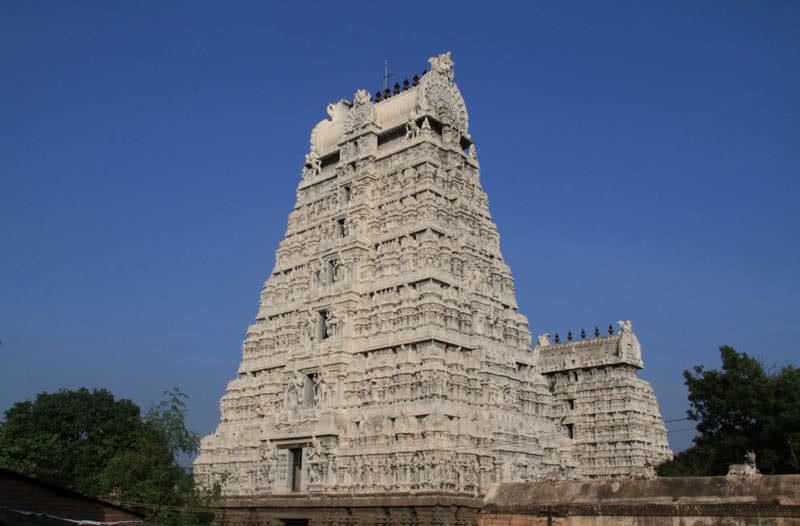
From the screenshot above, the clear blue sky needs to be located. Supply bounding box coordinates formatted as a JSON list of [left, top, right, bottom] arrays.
[[1, 1, 798, 455]]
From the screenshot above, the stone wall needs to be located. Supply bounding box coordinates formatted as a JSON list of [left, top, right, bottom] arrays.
[[208, 476, 800, 526], [213, 494, 481, 526], [480, 475, 800, 526]]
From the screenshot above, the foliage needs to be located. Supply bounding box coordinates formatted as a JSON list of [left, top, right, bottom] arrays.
[[0, 387, 215, 525], [144, 387, 200, 457], [658, 346, 800, 476], [0, 388, 142, 495]]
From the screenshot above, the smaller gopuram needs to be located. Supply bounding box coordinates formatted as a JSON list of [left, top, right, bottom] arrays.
[[194, 52, 672, 498]]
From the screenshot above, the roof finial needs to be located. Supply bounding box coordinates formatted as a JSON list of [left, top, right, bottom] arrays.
[[382, 60, 393, 92]]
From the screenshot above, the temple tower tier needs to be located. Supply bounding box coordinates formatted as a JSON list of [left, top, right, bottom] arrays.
[[194, 52, 672, 497]]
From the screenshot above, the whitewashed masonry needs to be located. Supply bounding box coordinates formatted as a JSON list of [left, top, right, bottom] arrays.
[[194, 52, 672, 497]]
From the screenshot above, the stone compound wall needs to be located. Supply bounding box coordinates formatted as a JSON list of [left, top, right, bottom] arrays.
[[208, 476, 800, 526], [194, 52, 672, 498], [480, 476, 800, 526], [213, 494, 481, 526]]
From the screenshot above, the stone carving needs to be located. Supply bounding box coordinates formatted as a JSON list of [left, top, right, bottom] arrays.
[[344, 89, 377, 135], [429, 51, 455, 79], [304, 151, 322, 179], [416, 52, 469, 134], [728, 451, 759, 476], [258, 440, 278, 487], [406, 112, 420, 140], [194, 52, 672, 498], [310, 100, 350, 155], [340, 140, 357, 163], [420, 116, 432, 135]]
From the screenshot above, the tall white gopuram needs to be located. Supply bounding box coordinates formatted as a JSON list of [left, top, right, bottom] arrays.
[[194, 52, 672, 496]]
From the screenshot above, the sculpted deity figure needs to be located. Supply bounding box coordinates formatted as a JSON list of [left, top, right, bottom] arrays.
[[304, 151, 322, 177], [327, 309, 339, 337], [428, 51, 455, 80], [313, 373, 322, 405], [258, 440, 278, 487], [307, 309, 318, 342], [307, 436, 323, 485], [501, 384, 513, 405], [344, 89, 376, 135], [318, 371, 330, 405], [308, 435, 321, 460], [406, 112, 420, 140], [333, 261, 344, 282], [353, 88, 371, 106], [409, 459, 419, 487], [421, 116, 432, 135], [327, 454, 337, 485], [294, 372, 305, 406]]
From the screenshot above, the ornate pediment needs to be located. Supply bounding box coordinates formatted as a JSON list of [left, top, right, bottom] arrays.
[[344, 89, 376, 135], [416, 51, 469, 134]]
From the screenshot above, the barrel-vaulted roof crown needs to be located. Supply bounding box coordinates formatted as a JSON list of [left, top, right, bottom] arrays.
[[309, 52, 469, 156]]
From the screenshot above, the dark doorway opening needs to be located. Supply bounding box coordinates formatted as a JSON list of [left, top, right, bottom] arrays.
[[289, 448, 303, 492]]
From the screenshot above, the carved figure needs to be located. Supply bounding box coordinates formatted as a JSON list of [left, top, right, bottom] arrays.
[[304, 151, 322, 177], [308, 310, 318, 342], [313, 373, 321, 405], [406, 113, 420, 140], [428, 51, 455, 79], [344, 89, 376, 134], [294, 372, 305, 406], [421, 116, 432, 134], [728, 451, 759, 476]]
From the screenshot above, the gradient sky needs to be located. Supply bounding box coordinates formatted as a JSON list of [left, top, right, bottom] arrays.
[[1, 1, 798, 457]]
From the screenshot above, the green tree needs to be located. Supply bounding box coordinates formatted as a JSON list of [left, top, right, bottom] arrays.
[[144, 387, 200, 457], [100, 389, 212, 525], [658, 346, 800, 476], [0, 387, 214, 525], [0, 388, 142, 495]]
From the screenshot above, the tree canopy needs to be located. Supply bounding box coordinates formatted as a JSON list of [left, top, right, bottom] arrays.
[[658, 345, 800, 476], [0, 387, 214, 525]]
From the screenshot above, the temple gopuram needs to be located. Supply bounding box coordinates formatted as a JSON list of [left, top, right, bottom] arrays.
[[194, 52, 672, 501]]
